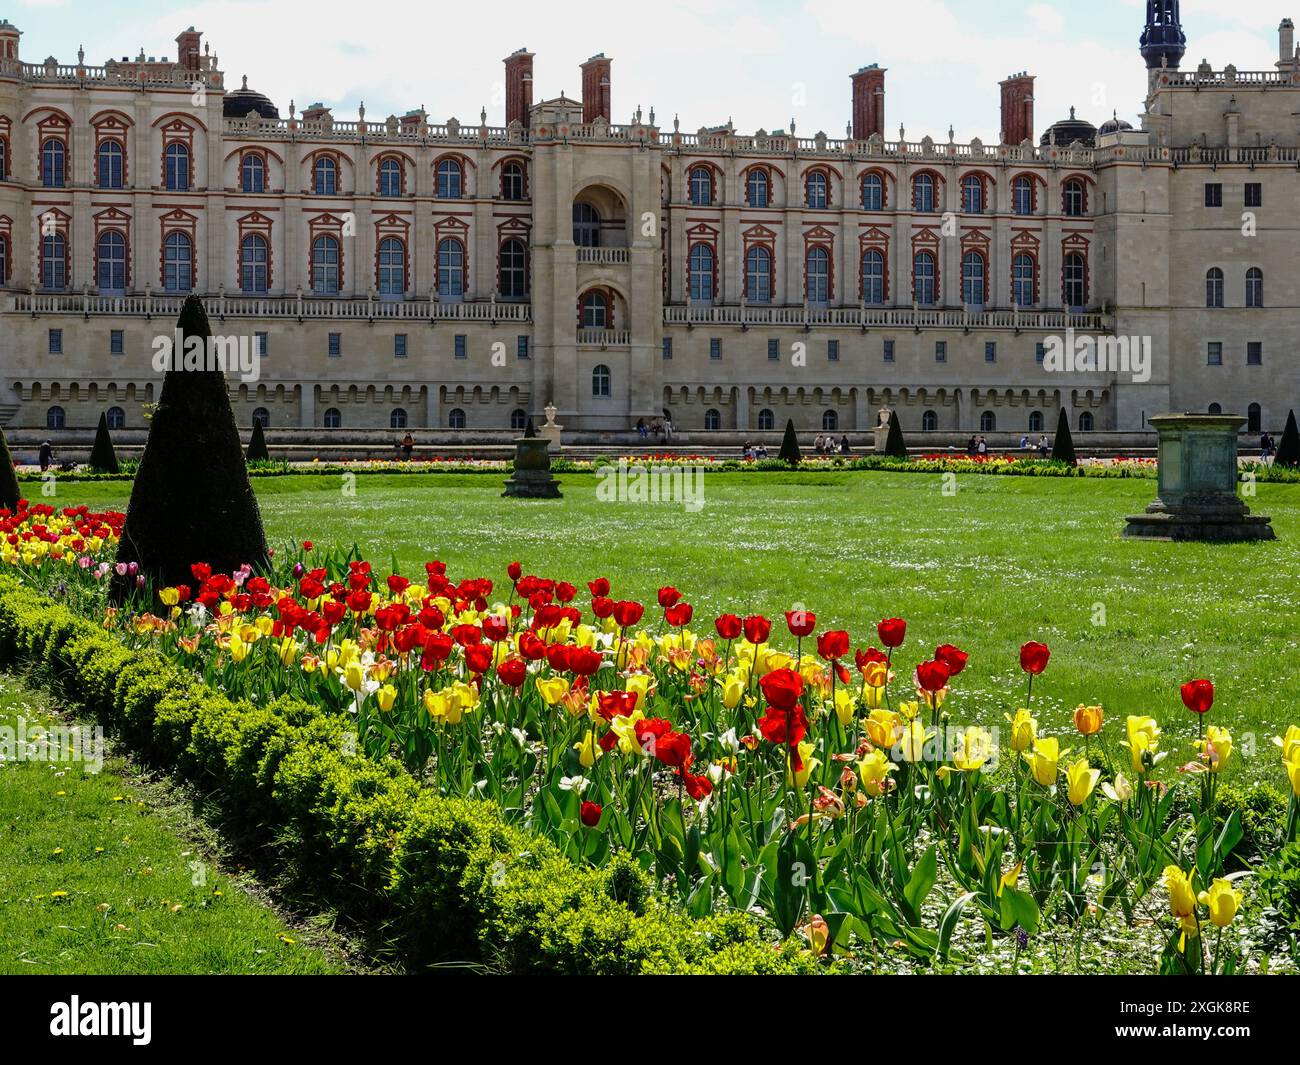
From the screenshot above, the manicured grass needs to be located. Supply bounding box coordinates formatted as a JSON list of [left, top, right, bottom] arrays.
[[0, 674, 342, 974], [46, 469, 1300, 782]]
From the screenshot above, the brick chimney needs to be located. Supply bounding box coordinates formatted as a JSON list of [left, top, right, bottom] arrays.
[[1280, 19, 1296, 70], [176, 26, 202, 71], [850, 65, 886, 139], [581, 54, 612, 123], [999, 73, 1036, 145], [504, 48, 534, 126]]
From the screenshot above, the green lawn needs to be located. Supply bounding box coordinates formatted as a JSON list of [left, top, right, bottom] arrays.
[[46, 469, 1300, 783], [0, 674, 342, 974]]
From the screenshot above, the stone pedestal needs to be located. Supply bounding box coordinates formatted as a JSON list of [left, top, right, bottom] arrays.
[[1124, 413, 1274, 541], [538, 404, 564, 454], [503, 436, 562, 499]]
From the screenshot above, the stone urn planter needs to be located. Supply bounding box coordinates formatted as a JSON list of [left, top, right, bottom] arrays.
[[503, 436, 562, 498]]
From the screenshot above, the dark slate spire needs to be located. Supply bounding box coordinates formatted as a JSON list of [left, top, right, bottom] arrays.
[[1141, 0, 1187, 70]]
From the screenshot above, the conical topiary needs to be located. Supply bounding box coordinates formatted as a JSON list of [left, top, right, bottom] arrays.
[[111, 296, 269, 600], [88, 412, 119, 474], [884, 410, 908, 459], [1051, 407, 1077, 467], [778, 419, 801, 467], [246, 419, 270, 462], [0, 424, 20, 511], [1275, 410, 1300, 468]]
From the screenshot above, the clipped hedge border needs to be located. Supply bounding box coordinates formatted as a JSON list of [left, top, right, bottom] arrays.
[[0, 574, 816, 974]]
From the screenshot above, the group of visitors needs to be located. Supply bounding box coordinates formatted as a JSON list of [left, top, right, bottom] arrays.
[[813, 434, 851, 456], [741, 441, 770, 460], [965, 435, 990, 456], [1017, 434, 1052, 457], [635, 417, 675, 443]]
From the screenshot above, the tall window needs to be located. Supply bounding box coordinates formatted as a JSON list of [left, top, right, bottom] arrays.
[[1078, 411, 1094, 431], [323, 407, 342, 429], [0, 138, 6, 181], [913, 251, 936, 305], [689, 243, 715, 303], [961, 251, 985, 305], [391, 408, 408, 429], [436, 158, 463, 199], [580, 292, 609, 329], [312, 234, 341, 296], [241, 153, 265, 193], [923, 410, 938, 431], [745, 245, 771, 303], [96, 230, 127, 293], [913, 173, 935, 212], [705, 408, 721, 431], [961, 175, 984, 214], [0, 235, 7, 287], [97, 141, 124, 189], [1063, 178, 1086, 217], [510, 408, 528, 431], [805, 246, 830, 304], [806, 171, 829, 209], [163, 232, 193, 292], [573, 203, 600, 247], [1248, 403, 1262, 433], [313, 156, 337, 196], [1012, 176, 1033, 215], [164, 143, 190, 191], [252, 407, 270, 428], [822, 410, 838, 431], [862, 173, 883, 211], [106, 406, 126, 430], [501, 162, 525, 200], [41, 233, 67, 290], [758, 409, 774, 431], [1062, 252, 1087, 308], [499, 238, 527, 299], [861, 248, 885, 305], [592, 364, 611, 397], [746, 169, 769, 207], [435, 238, 462, 299], [448, 408, 466, 429], [689, 166, 713, 206], [1029, 410, 1044, 432], [377, 237, 407, 298], [47, 406, 66, 429], [1205, 267, 1224, 308], [1012, 253, 1035, 306], [377, 158, 402, 197], [240, 234, 269, 293], [42, 139, 66, 187], [1246, 267, 1263, 308], [980, 411, 996, 432]]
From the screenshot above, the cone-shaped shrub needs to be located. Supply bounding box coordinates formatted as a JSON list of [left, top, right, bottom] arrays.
[[0, 425, 19, 510], [1051, 407, 1077, 467], [111, 296, 268, 600], [885, 410, 908, 459], [778, 419, 801, 466], [1275, 410, 1300, 468], [88, 412, 119, 474], [246, 419, 270, 462]]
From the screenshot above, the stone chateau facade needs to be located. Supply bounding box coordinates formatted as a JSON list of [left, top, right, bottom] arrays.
[[0, 2, 1298, 438]]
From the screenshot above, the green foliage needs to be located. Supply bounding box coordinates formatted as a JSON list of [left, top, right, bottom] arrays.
[[246, 419, 270, 463], [885, 410, 907, 459], [88, 413, 119, 474], [1276, 410, 1300, 469], [1255, 842, 1300, 964], [1215, 780, 1290, 862], [778, 419, 801, 467], [0, 425, 18, 510], [1051, 407, 1077, 467]]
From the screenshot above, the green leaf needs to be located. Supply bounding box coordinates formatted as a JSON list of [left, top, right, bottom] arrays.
[[936, 891, 978, 962], [903, 845, 939, 922]]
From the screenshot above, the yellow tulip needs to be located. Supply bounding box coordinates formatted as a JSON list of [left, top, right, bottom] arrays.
[[1285, 755, 1300, 799], [1073, 704, 1104, 736], [1272, 725, 1300, 764], [158, 587, 180, 607], [228, 631, 250, 664], [1102, 773, 1133, 802], [1197, 879, 1242, 929], [721, 674, 745, 710], [863, 709, 900, 750], [1197, 725, 1233, 773], [535, 676, 570, 706], [1024, 737, 1064, 787], [610, 710, 647, 756], [1005, 709, 1037, 754], [277, 637, 298, 667], [376, 684, 397, 713], [833, 688, 855, 728], [1066, 758, 1101, 805], [940, 727, 993, 777], [625, 673, 652, 712], [1123, 715, 1163, 775], [996, 861, 1022, 898], [1163, 866, 1200, 951], [857, 748, 896, 797], [342, 659, 367, 694], [898, 719, 932, 763], [573, 731, 602, 769], [786, 741, 819, 788]]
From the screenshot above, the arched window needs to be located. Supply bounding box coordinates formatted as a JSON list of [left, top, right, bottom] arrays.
[[913, 250, 936, 305], [805, 246, 830, 304], [47, 406, 66, 429], [510, 408, 528, 431], [391, 407, 408, 429], [435, 158, 463, 199], [689, 243, 715, 303], [822, 409, 838, 431], [689, 166, 713, 206], [501, 162, 526, 201], [439, 235, 470, 299], [1208, 403, 1222, 415], [106, 406, 125, 430], [97, 141, 123, 189], [499, 238, 528, 299], [1012, 176, 1033, 215], [323, 407, 342, 429], [745, 245, 772, 303], [312, 234, 341, 296], [961, 174, 984, 214], [861, 248, 885, 305], [862, 172, 884, 211], [1078, 410, 1094, 431], [163, 232, 193, 293], [1205, 267, 1224, 308], [380, 237, 408, 298], [580, 291, 609, 329], [913, 172, 935, 212], [746, 168, 769, 207], [980, 410, 996, 432], [1062, 252, 1087, 308], [164, 143, 190, 191], [0, 138, 7, 181], [1246, 267, 1263, 308], [241, 153, 265, 193], [377, 158, 402, 197], [252, 407, 270, 428], [1029, 410, 1044, 432], [922, 410, 938, 431], [592, 363, 612, 397], [448, 408, 466, 429], [705, 408, 721, 431], [1012, 253, 1036, 306], [41, 233, 67, 291], [961, 251, 986, 306], [757, 408, 775, 431], [1248, 403, 1262, 433], [0, 235, 7, 287], [42, 139, 66, 187], [1063, 178, 1086, 217], [307, 156, 336, 196], [806, 171, 829, 209], [240, 234, 269, 294], [573, 203, 601, 247], [96, 230, 127, 293]]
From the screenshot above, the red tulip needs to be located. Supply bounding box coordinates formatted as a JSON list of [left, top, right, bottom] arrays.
[[496, 657, 527, 688], [665, 602, 693, 627], [683, 773, 713, 801], [655, 731, 693, 768], [1180, 679, 1214, 715], [877, 618, 907, 649], [935, 644, 969, 676], [915, 659, 951, 693], [580, 801, 603, 828], [588, 577, 610, 598], [715, 614, 742, 640], [785, 610, 817, 638], [855, 647, 888, 671], [596, 690, 638, 721], [507, 561, 522, 582], [742, 614, 772, 645], [567, 645, 603, 677], [816, 630, 850, 661], [611, 600, 644, 628], [301, 541, 313, 552], [657, 586, 682, 609], [518, 631, 547, 661], [546, 644, 572, 673], [760, 668, 805, 712], [591, 596, 614, 620], [757, 704, 808, 747], [481, 615, 509, 643], [1020, 642, 1051, 675], [464, 643, 493, 674], [555, 582, 576, 604]]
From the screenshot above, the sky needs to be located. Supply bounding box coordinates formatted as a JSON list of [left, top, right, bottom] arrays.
[[3, 0, 1292, 141]]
